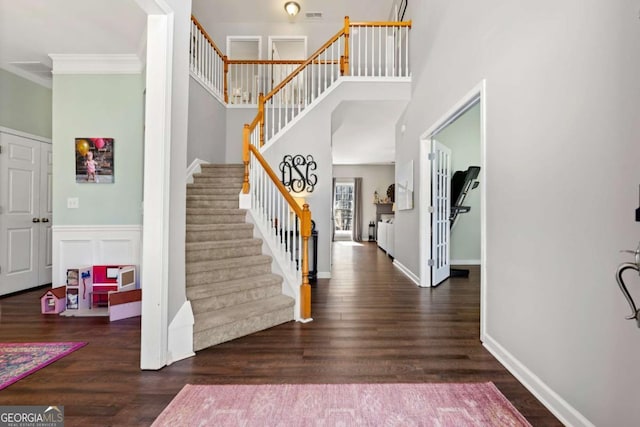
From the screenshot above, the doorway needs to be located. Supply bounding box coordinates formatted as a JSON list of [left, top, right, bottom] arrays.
[[268, 36, 307, 103], [418, 80, 486, 334], [333, 180, 354, 241], [226, 36, 262, 104], [0, 129, 53, 295]]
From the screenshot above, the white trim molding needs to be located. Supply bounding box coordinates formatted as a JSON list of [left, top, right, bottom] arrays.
[[167, 300, 195, 365], [451, 259, 481, 265], [186, 158, 208, 184], [483, 333, 595, 427], [393, 259, 420, 286], [52, 225, 142, 286], [49, 54, 143, 75], [0, 126, 51, 144]]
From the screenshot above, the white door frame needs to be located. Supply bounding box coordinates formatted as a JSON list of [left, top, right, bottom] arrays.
[[268, 36, 308, 60], [419, 80, 487, 340], [226, 36, 263, 59]]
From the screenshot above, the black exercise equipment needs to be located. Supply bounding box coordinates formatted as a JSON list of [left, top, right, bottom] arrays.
[[449, 166, 480, 278]]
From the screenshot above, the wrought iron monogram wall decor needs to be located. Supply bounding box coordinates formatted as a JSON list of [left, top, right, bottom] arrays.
[[279, 154, 317, 194]]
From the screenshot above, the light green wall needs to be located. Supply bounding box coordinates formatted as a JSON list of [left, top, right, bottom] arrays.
[[0, 68, 52, 138], [435, 103, 481, 263], [52, 74, 144, 225]]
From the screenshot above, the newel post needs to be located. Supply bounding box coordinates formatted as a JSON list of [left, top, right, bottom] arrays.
[[343, 16, 350, 76], [242, 124, 250, 194], [258, 93, 265, 147], [223, 56, 229, 103], [300, 204, 312, 320]]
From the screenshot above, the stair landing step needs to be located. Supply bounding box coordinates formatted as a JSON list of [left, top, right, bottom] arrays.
[[187, 273, 283, 300], [193, 295, 294, 334], [187, 254, 271, 275], [186, 238, 261, 251]]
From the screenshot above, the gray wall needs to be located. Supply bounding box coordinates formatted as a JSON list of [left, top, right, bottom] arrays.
[[187, 78, 227, 164], [0, 68, 52, 138], [333, 164, 395, 238], [394, 1, 640, 425], [435, 103, 480, 263], [52, 74, 144, 226], [226, 107, 257, 163]]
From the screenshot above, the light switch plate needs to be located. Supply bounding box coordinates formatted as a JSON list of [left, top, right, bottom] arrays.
[[67, 197, 79, 209]]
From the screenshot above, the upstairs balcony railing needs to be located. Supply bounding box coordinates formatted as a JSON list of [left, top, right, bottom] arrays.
[[190, 14, 411, 321]]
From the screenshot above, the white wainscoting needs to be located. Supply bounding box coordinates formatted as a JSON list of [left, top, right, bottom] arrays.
[[52, 225, 142, 287]]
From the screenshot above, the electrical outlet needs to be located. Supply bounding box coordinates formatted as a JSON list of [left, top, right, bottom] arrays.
[[67, 197, 79, 209]]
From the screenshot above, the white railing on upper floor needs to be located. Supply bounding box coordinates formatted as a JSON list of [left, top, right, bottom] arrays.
[[190, 15, 227, 103], [189, 15, 411, 113]]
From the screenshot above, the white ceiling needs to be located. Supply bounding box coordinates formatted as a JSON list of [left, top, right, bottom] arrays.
[[193, 0, 395, 25], [0, 0, 403, 165], [0, 0, 146, 86]]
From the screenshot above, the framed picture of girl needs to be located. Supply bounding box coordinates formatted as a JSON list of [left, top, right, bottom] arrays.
[[75, 138, 114, 183]]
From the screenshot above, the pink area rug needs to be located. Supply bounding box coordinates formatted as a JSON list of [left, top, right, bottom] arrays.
[[0, 342, 87, 390], [153, 383, 531, 426]]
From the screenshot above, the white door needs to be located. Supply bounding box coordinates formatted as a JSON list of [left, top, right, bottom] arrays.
[[430, 139, 451, 286], [0, 132, 51, 295], [38, 143, 53, 285]]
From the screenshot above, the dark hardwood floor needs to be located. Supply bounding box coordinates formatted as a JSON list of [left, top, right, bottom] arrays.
[[0, 242, 561, 426]]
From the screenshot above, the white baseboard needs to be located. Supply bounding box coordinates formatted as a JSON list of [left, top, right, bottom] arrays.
[[483, 333, 594, 427], [451, 259, 481, 265], [52, 225, 142, 286], [167, 300, 195, 365], [393, 260, 420, 286], [186, 158, 208, 184], [317, 272, 331, 279]]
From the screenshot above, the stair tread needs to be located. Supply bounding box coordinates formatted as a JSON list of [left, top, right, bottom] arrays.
[[200, 164, 243, 168], [187, 193, 238, 202], [186, 238, 261, 251], [187, 254, 271, 273], [193, 295, 294, 333], [186, 223, 253, 231], [186, 208, 246, 214], [187, 273, 283, 300], [187, 183, 243, 189]]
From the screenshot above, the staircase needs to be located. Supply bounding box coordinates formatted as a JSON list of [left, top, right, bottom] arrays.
[[186, 164, 295, 351]]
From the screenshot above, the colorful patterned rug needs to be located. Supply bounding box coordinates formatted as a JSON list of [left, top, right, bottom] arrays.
[[0, 342, 87, 390], [153, 382, 531, 426]]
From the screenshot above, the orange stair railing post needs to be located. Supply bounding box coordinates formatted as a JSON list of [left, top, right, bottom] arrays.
[[300, 204, 312, 320], [343, 16, 350, 76], [242, 124, 250, 194], [258, 93, 265, 147], [223, 56, 229, 103]]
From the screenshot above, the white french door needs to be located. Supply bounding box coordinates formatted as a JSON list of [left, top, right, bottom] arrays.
[[430, 139, 451, 286], [0, 132, 52, 295]]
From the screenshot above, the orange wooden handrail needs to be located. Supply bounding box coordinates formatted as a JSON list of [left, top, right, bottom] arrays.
[[227, 59, 340, 66], [349, 20, 412, 28], [190, 15, 225, 59], [263, 27, 345, 103]]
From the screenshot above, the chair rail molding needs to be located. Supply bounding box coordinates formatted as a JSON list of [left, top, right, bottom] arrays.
[[52, 225, 142, 287]]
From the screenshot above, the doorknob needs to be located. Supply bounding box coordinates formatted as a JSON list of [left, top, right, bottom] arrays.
[[32, 218, 40, 223], [41, 218, 49, 223]]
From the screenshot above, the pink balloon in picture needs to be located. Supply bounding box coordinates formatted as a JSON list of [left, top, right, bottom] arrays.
[[94, 138, 105, 149]]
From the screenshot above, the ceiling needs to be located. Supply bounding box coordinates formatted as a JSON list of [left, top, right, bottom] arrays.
[[1, 0, 402, 165], [0, 0, 146, 86], [192, 0, 395, 25]]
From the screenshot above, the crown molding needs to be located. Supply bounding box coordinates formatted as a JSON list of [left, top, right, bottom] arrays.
[[49, 54, 143, 75]]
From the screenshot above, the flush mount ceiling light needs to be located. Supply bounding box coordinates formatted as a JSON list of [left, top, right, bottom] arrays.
[[284, 1, 300, 17]]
